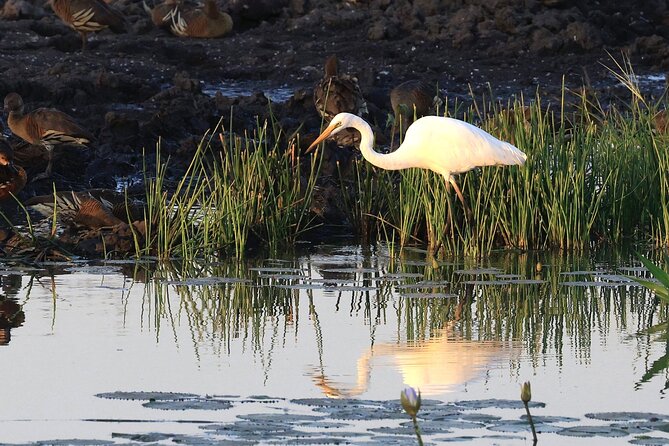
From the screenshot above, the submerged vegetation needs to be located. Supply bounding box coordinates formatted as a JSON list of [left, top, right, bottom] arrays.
[[4, 60, 668, 260]]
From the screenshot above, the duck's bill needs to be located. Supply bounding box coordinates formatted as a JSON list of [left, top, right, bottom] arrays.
[[306, 122, 339, 153]]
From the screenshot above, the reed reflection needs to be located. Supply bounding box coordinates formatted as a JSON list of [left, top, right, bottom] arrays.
[[129, 247, 667, 395]]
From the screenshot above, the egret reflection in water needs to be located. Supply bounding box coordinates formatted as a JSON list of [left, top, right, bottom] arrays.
[[311, 319, 519, 398]]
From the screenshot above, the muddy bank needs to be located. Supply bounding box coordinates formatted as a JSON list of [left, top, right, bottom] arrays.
[[0, 0, 667, 256]]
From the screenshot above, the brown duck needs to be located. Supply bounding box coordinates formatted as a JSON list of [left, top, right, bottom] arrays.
[[313, 55, 368, 122], [4, 92, 94, 181], [25, 190, 132, 229], [143, 0, 180, 28], [390, 80, 439, 138], [0, 139, 27, 201], [169, 0, 233, 38], [49, 0, 126, 50]]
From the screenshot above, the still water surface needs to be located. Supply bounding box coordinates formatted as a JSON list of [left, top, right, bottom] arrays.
[[0, 244, 667, 445]]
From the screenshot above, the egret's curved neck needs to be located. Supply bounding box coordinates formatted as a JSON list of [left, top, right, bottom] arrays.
[[351, 115, 408, 171]]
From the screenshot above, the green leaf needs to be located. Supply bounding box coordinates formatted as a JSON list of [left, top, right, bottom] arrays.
[[638, 254, 669, 290], [630, 277, 669, 302]]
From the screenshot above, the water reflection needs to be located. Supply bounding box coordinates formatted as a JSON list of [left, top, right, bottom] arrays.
[[1, 245, 668, 443], [0, 273, 25, 345]]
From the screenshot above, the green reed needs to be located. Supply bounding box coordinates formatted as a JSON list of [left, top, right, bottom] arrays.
[[141, 113, 320, 259], [341, 62, 669, 256]]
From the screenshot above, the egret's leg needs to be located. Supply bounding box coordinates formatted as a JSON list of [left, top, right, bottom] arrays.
[[448, 176, 472, 219]]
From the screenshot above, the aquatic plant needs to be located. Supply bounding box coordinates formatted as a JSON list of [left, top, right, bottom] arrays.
[[400, 386, 423, 446], [521, 381, 537, 443], [141, 113, 320, 259], [339, 57, 669, 256], [631, 253, 669, 302]]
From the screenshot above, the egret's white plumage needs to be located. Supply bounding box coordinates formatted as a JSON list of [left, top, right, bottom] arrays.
[[307, 112, 526, 208]]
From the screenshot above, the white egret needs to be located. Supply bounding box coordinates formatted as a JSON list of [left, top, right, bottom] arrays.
[[306, 112, 527, 209]]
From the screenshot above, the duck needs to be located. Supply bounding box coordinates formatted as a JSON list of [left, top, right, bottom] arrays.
[[48, 0, 126, 50], [3, 92, 94, 181], [143, 0, 180, 28], [313, 55, 368, 122], [25, 189, 134, 230], [0, 139, 27, 201], [169, 0, 233, 38], [390, 80, 437, 137]]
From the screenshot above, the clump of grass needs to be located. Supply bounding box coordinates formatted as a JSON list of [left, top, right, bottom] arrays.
[[140, 113, 320, 260], [339, 55, 669, 256]]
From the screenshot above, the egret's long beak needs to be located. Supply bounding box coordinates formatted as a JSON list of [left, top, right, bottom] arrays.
[[306, 122, 341, 153]]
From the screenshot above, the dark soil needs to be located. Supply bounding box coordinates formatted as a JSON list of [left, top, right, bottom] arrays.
[[0, 0, 667, 254]]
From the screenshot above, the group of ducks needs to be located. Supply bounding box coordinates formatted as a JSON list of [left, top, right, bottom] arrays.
[[47, 0, 233, 49], [0, 53, 443, 235]]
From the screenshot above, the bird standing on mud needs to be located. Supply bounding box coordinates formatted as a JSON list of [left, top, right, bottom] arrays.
[[3, 93, 94, 181], [390, 80, 439, 138], [313, 55, 368, 122], [168, 0, 233, 38], [307, 112, 527, 210], [48, 0, 126, 50]]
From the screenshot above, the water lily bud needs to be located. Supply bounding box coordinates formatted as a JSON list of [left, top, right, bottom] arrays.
[[400, 387, 421, 418], [521, 381, 532, 403]]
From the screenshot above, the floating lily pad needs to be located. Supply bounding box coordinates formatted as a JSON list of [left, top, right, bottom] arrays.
[[585, 412, 668, 422], [487, 420, 561, 433], [455, 268, 503, 275], [559, 281, 625, 287], [557, 425, 629, 437], [453, 399, 545, 410], [494, 274, 522, 279], [165, 277, 251, 286], [29, 441, 113, 445], [258, 274, 308, 280], [461, 280, 510, 286], [291, 398, 382, 408], [630, 437, 669, 445], [559, 270, 605, 275], [143, 398, 232, 411], [400, 292, 459, 299], [249, 267, 305, 273], [394, 281, 450, 290], [312, 406, 402, 420], [275, 283, 326, 290], [96, 391, 199, 401], [503, 279, 546, 285], [321, 267, 380, 273], [112, 432, 174, 442], [64, 265, 123, 274], [377, 273, 424, 280], [323, 285, 378, 292], [238, 413, 325, 424]]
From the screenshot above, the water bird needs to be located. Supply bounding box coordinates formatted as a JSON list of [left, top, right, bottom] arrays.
[[390, 80, 439, 137], [0, 140, 27, 201], [25, 190, 132, 229], [3, 92, 94, 181], [143, 0, 180, 28], [313, 55, 368, 122], [48, 0, 126, 50], [306, 112, 527, 210], [169, 0, 233, 38]]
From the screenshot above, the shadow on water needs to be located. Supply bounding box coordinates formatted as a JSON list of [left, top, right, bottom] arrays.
[[2, 245, 669, 444]]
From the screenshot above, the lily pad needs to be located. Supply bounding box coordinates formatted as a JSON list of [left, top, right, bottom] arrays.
[[557, 425, 629, 437], [630, 437, 669, 445], [96, 391, 198, 401], [453, 399, 545, 410], [143, 399, 232, 411], [585, 412, 669, 422], [455, 268, 503, 275]]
